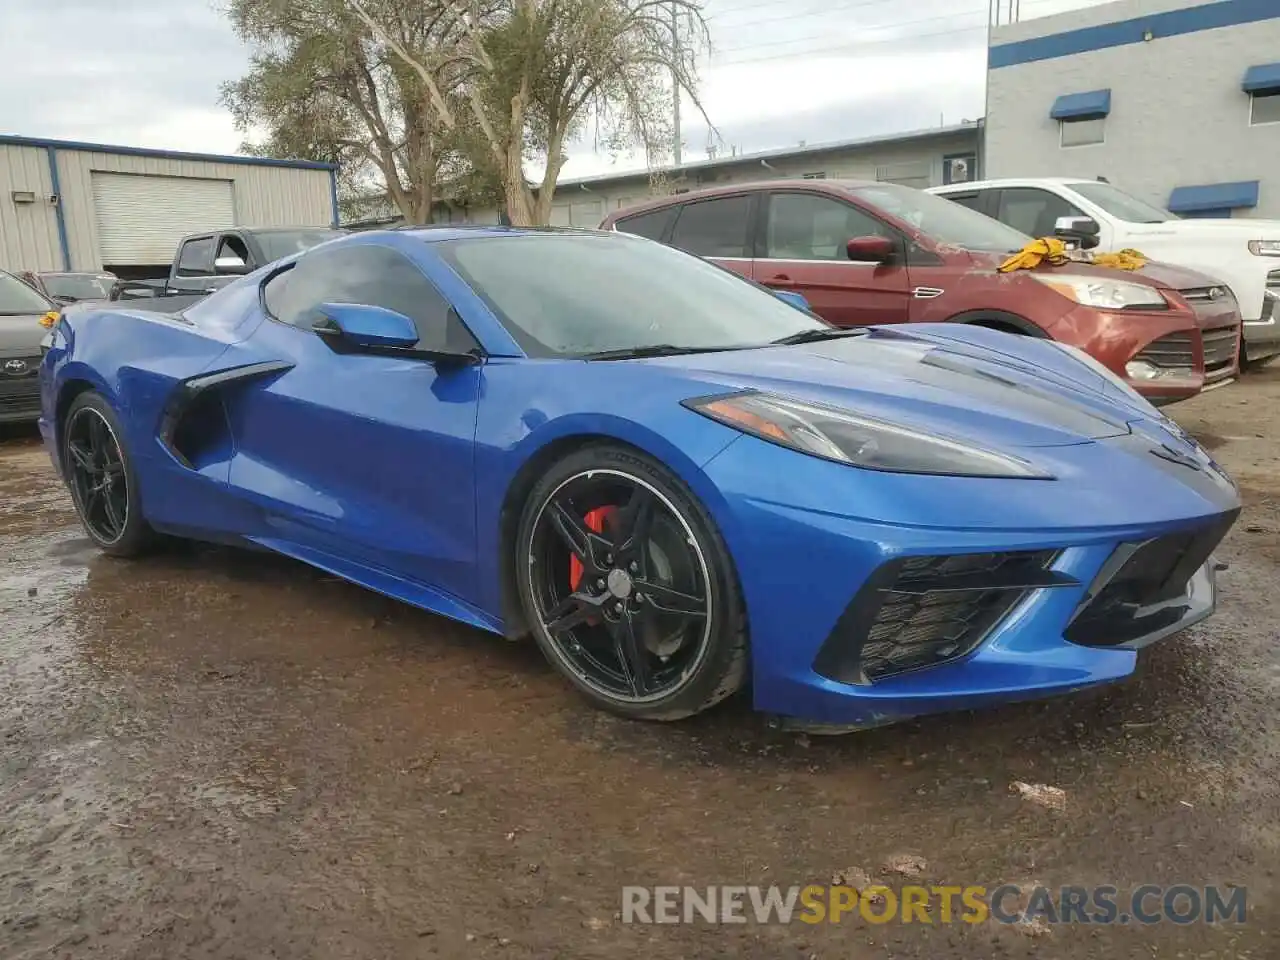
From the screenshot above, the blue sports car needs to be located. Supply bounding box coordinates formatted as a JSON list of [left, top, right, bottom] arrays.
[[38, 227, 1240, 730]]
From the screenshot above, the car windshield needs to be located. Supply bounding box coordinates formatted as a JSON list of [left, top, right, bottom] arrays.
[[41, 273, 114, 301], [850, 182, 1032, 252], [256, 229, 346, 262], [0, 271, 55, 315], [1068, 181, 1174, 223], [438, 233, 829, 357]]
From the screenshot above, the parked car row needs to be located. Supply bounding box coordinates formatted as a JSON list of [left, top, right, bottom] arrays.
[[2, 226, 347, 426], [599, 178, 1263, 406]]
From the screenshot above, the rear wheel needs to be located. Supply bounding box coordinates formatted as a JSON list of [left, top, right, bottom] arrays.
[[62, 392, 154, 557], [514, 445, 748, 721]]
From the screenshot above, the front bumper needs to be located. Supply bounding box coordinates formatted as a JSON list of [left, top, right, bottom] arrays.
[[701, 424, 1240, 728], [0, 364, 42, 423], [1047, 304, 1208, 404]]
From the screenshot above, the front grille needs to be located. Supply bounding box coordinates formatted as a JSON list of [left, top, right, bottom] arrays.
[[1065, 512, 1238, 647], [1134, 332, 1194, 370], [1201, 325, 1239, 374], [814, 550, 1062, 684]]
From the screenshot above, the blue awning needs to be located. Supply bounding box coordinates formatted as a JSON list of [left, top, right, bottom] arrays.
[[1050, 89, 1111, 121], [1243, 62, 1280, 95], [1168, 181, 1260, 214]]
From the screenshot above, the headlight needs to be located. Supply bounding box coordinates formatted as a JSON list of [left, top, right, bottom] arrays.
[[1028, 273, 1168, 311], [1248, 240, 1280, 257], [683, 391, 1052, 479]]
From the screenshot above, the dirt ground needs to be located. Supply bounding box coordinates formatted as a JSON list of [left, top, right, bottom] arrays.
[[2, 373, 1279, 960]]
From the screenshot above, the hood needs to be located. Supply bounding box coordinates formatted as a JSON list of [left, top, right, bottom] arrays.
[[0, 313, 49, 357], [649, 326, 1154, 452], [964, 248, 1222, 292]]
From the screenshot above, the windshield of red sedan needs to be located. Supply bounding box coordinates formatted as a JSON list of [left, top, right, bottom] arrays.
[[438, 233, 830, 357], [851, 182, 1033, 253], [1, 271, 55, 315]]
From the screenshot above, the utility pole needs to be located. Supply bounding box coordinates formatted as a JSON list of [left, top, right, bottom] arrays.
[[670, 0, 682, 166]]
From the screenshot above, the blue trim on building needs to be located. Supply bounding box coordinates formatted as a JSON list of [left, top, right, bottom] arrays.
[[990, 0, 1280, 69], [0, 133, 338, 171], [45, 147, 71, 271], [328, 169, 341, 227], [1050, 89, 1111, 121], [1168, 180, 1260, 214], [1243, 62, 1280, 95], [1180, 208, 1235, 219]]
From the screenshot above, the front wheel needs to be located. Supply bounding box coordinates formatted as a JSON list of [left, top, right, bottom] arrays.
[[514, 444, 748, 721], [62, 392, 154, 557]]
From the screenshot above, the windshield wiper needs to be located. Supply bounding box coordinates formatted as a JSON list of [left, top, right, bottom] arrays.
[[581, 344, 729, 361], [771, 327, 871, 345]]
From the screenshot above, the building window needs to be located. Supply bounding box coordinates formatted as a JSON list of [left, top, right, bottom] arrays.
[[801, 172, 826, 180], [1251, 92, 1280, 125], [1060, 117, 1105, 148], [942, 154, 976, 185]]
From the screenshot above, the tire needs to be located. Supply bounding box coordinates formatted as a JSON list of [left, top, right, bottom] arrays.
[[62, 391, 155, 557], [514, 443, 748, 721]]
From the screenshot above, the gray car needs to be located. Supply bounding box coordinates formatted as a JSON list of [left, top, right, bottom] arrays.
[[0, 269, 57, 424]]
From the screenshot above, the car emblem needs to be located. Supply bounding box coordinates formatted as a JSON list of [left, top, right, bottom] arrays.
[[3, 359, 28, 375], [1150, 442, 1201, 471], [1208, 287, 1224, 300]]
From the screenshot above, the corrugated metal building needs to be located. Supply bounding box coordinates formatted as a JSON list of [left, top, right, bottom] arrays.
[[534, 123, 982, 227], [985, 0, 1280, 218], [343, 123, 982, 229], [0, 135, 339, 275]]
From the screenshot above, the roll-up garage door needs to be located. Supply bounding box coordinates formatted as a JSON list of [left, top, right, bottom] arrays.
[[570, 199, 604, 227], [92, 172, 235, 264]]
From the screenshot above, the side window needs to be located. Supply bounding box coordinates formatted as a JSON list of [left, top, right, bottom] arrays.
[[614, 206, 677, 242], [268, 245, 474, 352], [996, 188, 1083, 239], [765, 192, 895, 261], [943, 191, 985, 214], [669, 196, 753, 258], [175, 237, 215, 277], [216, 234, 250, 267], [261, 267, 292, 319]]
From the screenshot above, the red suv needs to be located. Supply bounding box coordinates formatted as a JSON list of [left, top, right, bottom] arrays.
[[599, 181, 1241, 404]]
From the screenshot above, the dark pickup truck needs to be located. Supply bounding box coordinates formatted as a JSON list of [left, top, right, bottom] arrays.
[[117, 226, 346, 302]]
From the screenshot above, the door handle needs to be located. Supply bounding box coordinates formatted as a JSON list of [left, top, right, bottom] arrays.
[[767, 274, 796, 288]]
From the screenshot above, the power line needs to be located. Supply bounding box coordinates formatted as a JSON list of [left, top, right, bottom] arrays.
[[715, 9, 988, 55], [712, 0, 986, 34], [713, 22, 988, 66], [707, 0, 905, 23]]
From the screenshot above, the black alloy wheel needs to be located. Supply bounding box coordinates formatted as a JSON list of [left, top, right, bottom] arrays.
[[516, 445, 748, 720], [63, 392, 153, 556]]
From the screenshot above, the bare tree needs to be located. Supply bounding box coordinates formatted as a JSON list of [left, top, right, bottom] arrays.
[[221, 0, 500, 224], [346, 0, 709, 225]]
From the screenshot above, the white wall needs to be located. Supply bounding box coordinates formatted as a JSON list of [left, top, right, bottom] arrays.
[[986, 0, 1280, 217]]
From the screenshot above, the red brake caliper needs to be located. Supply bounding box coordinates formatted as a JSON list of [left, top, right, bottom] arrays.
[[569, 506, 617, 592]]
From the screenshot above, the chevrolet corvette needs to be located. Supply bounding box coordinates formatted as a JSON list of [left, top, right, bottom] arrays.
[[39, 227, 1240, 730]]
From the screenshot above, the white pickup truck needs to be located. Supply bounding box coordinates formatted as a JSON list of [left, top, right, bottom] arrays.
[[929, 178, 1280, 365]]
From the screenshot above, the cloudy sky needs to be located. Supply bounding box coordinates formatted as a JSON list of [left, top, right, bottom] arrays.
[[0, 0, 1115, 180]]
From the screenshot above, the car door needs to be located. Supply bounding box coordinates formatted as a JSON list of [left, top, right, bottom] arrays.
[[666, 193, 757, 281], [169, 235, 217, 294], [226, 240, 484, 602], [756, 190, 911, 327]]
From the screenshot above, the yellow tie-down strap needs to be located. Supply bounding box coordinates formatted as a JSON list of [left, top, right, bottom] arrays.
[[997, 237, 1147, 273]]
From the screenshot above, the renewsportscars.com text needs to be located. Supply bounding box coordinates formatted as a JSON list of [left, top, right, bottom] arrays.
[[621, 884, 1247, 926]]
